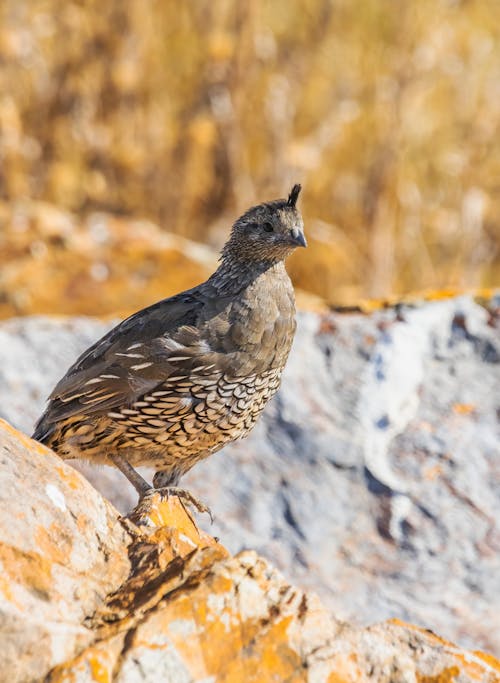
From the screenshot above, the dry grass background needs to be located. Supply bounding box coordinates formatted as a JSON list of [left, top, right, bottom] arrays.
[[0, 0, 499, 309]]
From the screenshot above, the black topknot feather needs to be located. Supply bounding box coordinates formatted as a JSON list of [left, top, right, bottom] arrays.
[[287, 184, 301, 208]]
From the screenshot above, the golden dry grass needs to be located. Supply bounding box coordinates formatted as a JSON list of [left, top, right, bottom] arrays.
[[0, 0, 499, 306]]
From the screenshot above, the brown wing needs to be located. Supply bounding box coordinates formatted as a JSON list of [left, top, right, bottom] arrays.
[[32, 289, 218, 438]]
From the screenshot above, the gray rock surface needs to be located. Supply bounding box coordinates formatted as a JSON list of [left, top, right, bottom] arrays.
[[0, 295, 499, 655]]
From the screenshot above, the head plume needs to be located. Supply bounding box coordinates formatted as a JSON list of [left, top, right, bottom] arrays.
[[287, 184, 301, 209]]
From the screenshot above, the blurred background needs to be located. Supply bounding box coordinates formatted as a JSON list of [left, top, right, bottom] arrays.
[[0, 0, 499, 318]]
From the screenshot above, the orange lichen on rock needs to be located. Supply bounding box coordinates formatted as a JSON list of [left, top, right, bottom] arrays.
[[129, 490, 224, 558], [417, 666, 461, 683], [453, 403, 476, 415]]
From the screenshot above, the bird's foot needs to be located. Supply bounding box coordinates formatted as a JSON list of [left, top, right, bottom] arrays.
[[141, 486, 213, 523]]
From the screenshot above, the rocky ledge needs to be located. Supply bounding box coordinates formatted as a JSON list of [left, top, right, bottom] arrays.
[[0, 418, 499, 683]]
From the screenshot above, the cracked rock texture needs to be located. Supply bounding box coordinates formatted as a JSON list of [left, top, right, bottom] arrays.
[[0, 294, 499, 656], [1, 419, 499, 683]]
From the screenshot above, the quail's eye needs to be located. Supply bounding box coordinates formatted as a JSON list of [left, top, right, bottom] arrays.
[[263, 222, 274, 233]]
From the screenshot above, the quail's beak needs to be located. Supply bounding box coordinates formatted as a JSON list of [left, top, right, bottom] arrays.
[[290, 227, 307, 248]]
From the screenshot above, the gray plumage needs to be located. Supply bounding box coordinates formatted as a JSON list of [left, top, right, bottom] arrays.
[[33, 185, 306, 499]]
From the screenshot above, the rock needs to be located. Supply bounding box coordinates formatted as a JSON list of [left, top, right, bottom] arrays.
[[0, 294, 499, 655], [0, 419, 130, 682], [1, 419, 499, 683]]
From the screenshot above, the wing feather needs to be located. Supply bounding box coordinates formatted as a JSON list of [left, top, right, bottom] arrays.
[[34, 290, 210, 432]]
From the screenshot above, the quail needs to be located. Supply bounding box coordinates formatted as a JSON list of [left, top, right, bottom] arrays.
[[33, 185, 306, 514]]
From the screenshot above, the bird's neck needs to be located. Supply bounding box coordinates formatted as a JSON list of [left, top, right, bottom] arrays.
[[209, 256, 285, 294]]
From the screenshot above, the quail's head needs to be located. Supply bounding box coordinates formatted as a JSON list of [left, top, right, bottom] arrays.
[[223, 184, 306, 262]]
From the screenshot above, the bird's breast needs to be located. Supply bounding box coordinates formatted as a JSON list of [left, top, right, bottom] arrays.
[[204, 264, 296, 376]]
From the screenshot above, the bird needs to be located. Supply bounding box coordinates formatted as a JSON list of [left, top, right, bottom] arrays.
[[33, 184, 306, 515]]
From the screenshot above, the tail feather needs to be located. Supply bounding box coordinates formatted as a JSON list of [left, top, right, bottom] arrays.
[[32, 415, 54, 444]]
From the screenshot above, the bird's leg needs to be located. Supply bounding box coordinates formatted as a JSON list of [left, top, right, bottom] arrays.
[[110, 454, 151, 496], [110, 456, 212, 520]]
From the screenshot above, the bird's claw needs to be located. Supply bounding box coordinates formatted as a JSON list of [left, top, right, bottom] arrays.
[[141, 486, 213, 523]]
